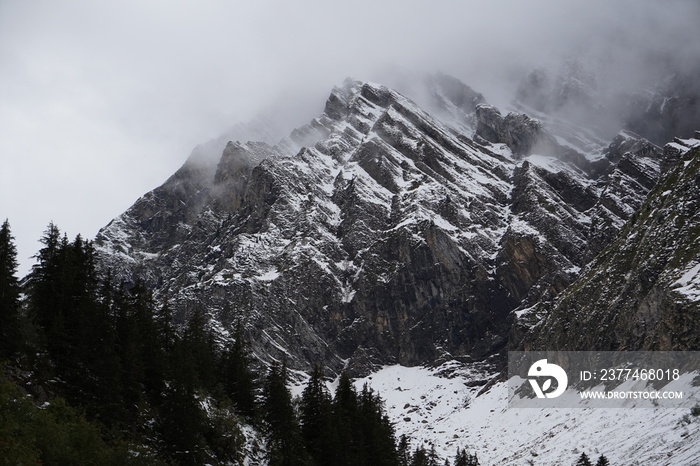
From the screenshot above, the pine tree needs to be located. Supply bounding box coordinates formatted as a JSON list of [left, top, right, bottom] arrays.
[[78, 274, 123, 426], [26, 223, 63, 356], [219, 321, 257, 419], [411, 445, 430, 466], [334, 371, 360, 466], [357, 383, 399, 466], [182, 308, 217, 391], [158, 328, 207, 466], [263, 361, 310, 466], [300, 364, 336, 466], [397, 435, 411, 466], [576, 452, 593, 466], [0, 220, 21, 358], [25, 226, 116, 413], [595, 454, 610, 466], [112, 282, 147, 422], [26, 227, 103, 376], [426, 445, 440, 466], [128, 281, 167, 399], [454, 447, 481, 466]]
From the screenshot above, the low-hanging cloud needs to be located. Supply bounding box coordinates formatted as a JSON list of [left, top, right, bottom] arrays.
[[1, 0, 698, 274]]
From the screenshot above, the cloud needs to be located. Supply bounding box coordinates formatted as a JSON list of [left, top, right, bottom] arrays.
[[1, 0, 698, 274]]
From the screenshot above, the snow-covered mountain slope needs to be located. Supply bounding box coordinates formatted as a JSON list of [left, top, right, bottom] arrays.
[[350, 364, 700, 465], [95, 75, 671, 375]]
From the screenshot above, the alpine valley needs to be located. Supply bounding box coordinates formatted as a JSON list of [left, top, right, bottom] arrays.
[[0, 65, 692, 465], [82, 67, 700, 465]]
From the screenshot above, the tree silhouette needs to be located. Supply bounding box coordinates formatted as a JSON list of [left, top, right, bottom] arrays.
[[0, 220, 21, 358]]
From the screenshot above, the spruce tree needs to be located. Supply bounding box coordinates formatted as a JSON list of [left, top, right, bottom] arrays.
[[25, 226, 113, 412], [411, 445, 430, 466], [26, 223, 63, 355], [576, 452, 593, 466], [357, 383, 399, 466], [334, 371, 360, 466], [397, 435, 411, 466], [159, 331, 206, 466], [112, 282, 147, 421], [0, 220, 21, 358], [454, 448, 479, 466], [595, 454, 610, 466], [300, 364, 336, 466], [129, 281, 167, 399], [426, 445, 440, 466], [219, 321, 257, 420], [263, 361, 310, 466], [182, 308, 217, 391]]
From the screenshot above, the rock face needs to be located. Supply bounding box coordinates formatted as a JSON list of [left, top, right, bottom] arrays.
[[95, 75, 677, 375], [524, 140, 700, 351], [475, 105, 557, 157]]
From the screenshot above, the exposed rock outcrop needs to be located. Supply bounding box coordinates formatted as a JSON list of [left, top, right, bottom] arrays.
[[475, 105, 557, 157], [524, 142, 700, 351]]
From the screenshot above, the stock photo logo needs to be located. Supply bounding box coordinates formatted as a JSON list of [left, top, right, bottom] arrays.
[[528, 359, 568, 399]]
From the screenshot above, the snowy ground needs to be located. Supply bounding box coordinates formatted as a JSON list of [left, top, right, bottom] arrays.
[[351, 364, 700, 465]]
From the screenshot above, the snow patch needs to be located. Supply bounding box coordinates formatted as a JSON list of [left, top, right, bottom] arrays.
[[354, 363, 700, 465], [256, 268, 280, 281], [672, 263, 700, 301]]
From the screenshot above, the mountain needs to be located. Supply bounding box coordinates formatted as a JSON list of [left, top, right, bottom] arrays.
[[90, 72, 700, 463], [95, 74, 674, 374]]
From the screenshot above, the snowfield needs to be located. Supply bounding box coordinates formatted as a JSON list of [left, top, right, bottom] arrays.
[[351, 364, 700, 465]]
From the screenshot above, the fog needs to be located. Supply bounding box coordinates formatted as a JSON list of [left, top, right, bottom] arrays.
[[1, 0, 699, 274]]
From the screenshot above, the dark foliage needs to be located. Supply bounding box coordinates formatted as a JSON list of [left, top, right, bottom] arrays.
[[0, 220, 21, 358], [3, 221, 422, 465], [576, 452, 593, 466]]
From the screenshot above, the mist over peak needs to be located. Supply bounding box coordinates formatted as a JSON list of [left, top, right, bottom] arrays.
[[4, 0, 700, 277]]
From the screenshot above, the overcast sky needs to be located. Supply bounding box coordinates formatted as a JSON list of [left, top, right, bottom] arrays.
[[2, 0, 699, 275]]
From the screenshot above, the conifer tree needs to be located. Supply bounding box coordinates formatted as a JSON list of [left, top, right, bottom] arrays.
[[219, 321, 257, 419], [300, 364, 336, 466], [26, 223, 63, 355], [159, 330, 206, 466], [426, 445, 440, 466], [112, 282, 148, 420], [263, 361, 310, 466], [128, 281, 167, 399], [454, 447, 479, 466], [334, 371, 360, 466], [78, 274, 123, 426], [357, 383, 399, 466], [0, 220, 21, 358], [182, 308, 217, 391], [25, 225, 109, 408], [411, 445, 430, 466], [397, 435, 412, 466], [595, 454, 610, 466], [576, 452, 592, 466]]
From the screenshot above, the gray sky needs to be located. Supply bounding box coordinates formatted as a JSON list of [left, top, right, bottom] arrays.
[[1, 0, 698, 275]]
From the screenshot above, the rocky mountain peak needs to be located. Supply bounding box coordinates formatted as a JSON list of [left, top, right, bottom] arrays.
[[94, 75, 681, 376]]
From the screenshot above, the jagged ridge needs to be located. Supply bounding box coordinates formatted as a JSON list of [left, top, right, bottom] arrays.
[[95, 75, 668, 375]]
